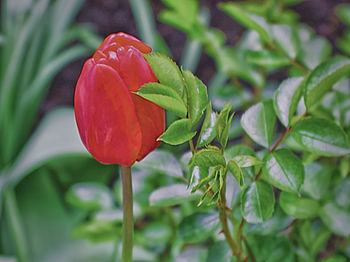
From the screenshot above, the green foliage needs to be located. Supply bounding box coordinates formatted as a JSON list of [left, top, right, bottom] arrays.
[[263, 148, 304, 193], [241, 181, 275, 224], [158, 118, 196, 145], [137, 82, 187, 117], [241, 99, 276, 148], [3, 0, 350, 261]]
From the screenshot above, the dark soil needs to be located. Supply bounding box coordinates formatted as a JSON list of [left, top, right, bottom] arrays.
[[44, 0, 349, 114]]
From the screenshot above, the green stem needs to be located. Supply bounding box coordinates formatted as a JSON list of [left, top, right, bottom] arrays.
[[218, 174, 245, 261], [4, 188, 28, 262], [121, 166, 133, 262]]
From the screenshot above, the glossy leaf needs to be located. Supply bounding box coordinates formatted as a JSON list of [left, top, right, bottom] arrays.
[[248, 206, 292, 235], [271, 25, 299, 59], [219, 3, 271, 43], [144, 52, 185, 96], [263, 148, 304, 193], [301, 162, 331, 200], [137, 83, 187, 118], [66, 183, 114, 211], [241, 181, 275, 224], [241, 99, 276, 148], [134, 149, 183, 177], [227, 159, 244, 189], [179, 212, 220, 243], [232, 155, 262, 168], [291, 118, 350, 156], [149, 183, 200, 207], [304, 56, 350, 109], [334, 179, 350, 209], [320, 202, 350, 237], [197, 103, 217, 147], [183, 70, 208, 125], [274, 77, 304, 127], [158, 118, 196, 145], [190, 148, 226, 168], [246, 50, 289, 67], [279, 192, 320, 219], [224, 144, 256, 159], [299, 36, 331, 70]]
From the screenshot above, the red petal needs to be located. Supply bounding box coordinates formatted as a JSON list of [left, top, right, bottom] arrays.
[[96, 32, 152, 54], [74, 59, 142, 166], [131, 94, 165, 161], [116, 46, 157, 92]]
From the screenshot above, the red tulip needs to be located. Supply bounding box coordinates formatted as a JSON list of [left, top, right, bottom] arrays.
[[74, 32, 165, 166]]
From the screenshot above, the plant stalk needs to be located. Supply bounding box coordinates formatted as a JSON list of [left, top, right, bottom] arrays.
[[218, 174, 245, 261], [4, 188, 29, 262], [121, 166, 133, 262]]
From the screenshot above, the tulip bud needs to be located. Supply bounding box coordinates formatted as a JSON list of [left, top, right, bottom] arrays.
[[74, 32, 165, 166]]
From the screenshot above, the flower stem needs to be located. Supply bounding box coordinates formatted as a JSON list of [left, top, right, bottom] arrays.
[[121, 166, 133, 262]]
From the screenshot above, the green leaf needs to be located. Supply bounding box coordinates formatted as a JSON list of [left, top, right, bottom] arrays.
[[190, 148, 226, 168], [227, 160, 244, 189], [246, 50, 289, 67], [291, 118, 350, 156], [274, 77, 304, 127], [241, 181, 275, 224], [158, 0, 199, 33], [175, 247, 207, 262], [144, 52, 185, 96], [141, 222, 172, 244], [224, 144, 255, 159], [149, 183, 200, 207], [279, 192, 320, 219], [301, 162, 331, 200], [334, 179, 350, 209], [216, 104, 234, 149], [158, 118, 196, 145], [134, 149, 183, 177], [263, 148, 304, 193], [248, 206, 292, 235], [304, 56, 350, 109], [3, 108, 88, 189], [241, 99, 276, 148], [205, 241, 232, 262], [182, 70, 208, 125], [320, 202, 350, 237], [137, 83, 187, 118], [66, 182, 114, 211], [179, 212, 220, 243], [219, 3, 271, 43], [14, 169, 115, 262], [299, 36, 331, 70], [271, 25, 299, 59], [232, 155, 262, 168], [197, 103, 217, 147], [336, 3, 350, 27]]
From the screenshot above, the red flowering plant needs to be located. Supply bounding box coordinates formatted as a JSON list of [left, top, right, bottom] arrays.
[[74, 23, 350, 261], [74, 32, 166, 261], [73, 2, 350, 261], [75, 32, 165, 167]]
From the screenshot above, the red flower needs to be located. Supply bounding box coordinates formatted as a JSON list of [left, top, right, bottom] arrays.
[[74, 32, 165, 166]]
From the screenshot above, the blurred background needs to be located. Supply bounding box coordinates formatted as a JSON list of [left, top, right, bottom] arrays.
[[0, 0, 349, 261]]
